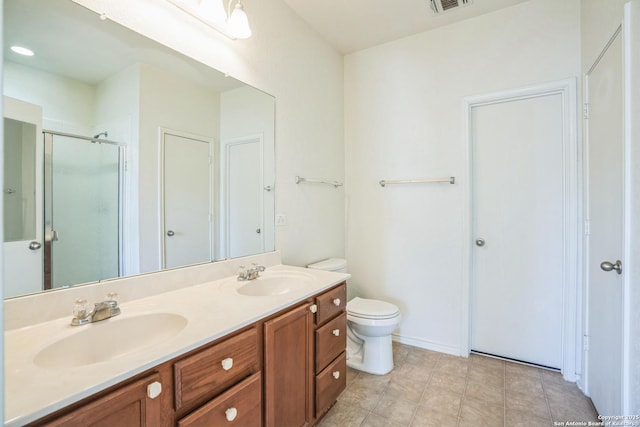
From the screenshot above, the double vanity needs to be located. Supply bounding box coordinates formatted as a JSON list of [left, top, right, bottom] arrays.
[[4, 252, 349, 426]]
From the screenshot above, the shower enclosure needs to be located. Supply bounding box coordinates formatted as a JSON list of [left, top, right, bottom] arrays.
[[43, 131, 124, 290]]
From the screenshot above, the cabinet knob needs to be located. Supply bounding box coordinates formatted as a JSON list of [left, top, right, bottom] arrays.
[[310, 304, 318, 313], [221, 357, 234, 371], [147, 381, 162, 399], [332, 329, 340, 336], [333, 298, 341, 306], [225, 407, 238, 421], [332, 371, 340, 380]]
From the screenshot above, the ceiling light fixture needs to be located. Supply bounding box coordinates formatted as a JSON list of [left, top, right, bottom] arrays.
[[10, 46, 35, 56], [167, 0, 252, 40]]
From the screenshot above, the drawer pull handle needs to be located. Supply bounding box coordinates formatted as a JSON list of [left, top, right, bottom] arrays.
[[221, 357, 234, 371], [147, 381, 162, 399], [332, 371, 340, 380], [332, 329, 340, 336], [310, 304, 318, 313], [333, 298, 341, 306], [225, 407, 238, 421]]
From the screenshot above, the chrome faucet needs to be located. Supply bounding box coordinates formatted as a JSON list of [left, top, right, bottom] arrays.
[[237, 264, 266, 281], [71, 293, 121, 326]]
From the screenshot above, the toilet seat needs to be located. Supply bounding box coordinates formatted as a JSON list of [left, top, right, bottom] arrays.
[[347, 297, 400, 320]]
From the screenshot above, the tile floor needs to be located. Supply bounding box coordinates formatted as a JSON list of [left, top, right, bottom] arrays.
[[318, 342, 599, 427]]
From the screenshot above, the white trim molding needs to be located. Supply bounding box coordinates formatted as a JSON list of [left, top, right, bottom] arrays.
[[461, 78, 580, 382]]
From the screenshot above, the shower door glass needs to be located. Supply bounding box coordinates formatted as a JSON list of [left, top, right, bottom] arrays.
[[45, 133, 123, 289]]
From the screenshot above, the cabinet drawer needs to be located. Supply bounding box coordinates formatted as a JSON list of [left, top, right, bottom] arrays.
[[178, 372, 262, 427], [315, 283, 346, 325], [315, 352, 346, 417], [174, 327, 259, 411], [315, 312, 346, 373]]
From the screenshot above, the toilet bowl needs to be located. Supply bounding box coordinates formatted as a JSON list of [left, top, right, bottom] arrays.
[[346, 297, 401, 375], [307, 258, 401, 375]]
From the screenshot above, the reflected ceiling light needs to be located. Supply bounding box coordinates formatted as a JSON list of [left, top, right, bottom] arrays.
[[167, 0, 252, 40], [10, 46, 35, 56]]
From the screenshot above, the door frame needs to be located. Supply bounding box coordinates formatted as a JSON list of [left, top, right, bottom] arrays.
[[158, 127, 214, 269], [461, 78, 579, 381], [583, 11, 634, 410]]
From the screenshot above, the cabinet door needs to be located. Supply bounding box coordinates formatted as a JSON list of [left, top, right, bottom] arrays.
[[264, 303, 314, 427], [41, 373, 162, 427]]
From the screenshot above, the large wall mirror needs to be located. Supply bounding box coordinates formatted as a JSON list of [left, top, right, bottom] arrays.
[[3, 0, 276, 298]]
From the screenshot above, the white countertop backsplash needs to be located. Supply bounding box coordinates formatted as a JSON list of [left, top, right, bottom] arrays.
[[4, 251, 350, 426]]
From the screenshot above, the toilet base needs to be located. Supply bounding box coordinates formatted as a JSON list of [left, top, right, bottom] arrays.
[[346, 333, 394, 375]]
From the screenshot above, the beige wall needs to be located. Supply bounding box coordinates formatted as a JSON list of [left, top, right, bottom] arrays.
[[344, 0, 581, 354], [73, 0, 346, 267]]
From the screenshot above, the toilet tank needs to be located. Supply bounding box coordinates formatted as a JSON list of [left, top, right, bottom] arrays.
[[307, 258, 347, 273]]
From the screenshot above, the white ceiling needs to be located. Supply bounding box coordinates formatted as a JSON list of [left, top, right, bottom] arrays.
[[281, 0, 532, 54]]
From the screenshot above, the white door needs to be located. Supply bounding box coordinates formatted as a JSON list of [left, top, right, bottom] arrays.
[[223, 136, 263, 258], [3, 97, 43, 298], [162, 132, 212, 269], [585, 27, 624, 416], [471, 92, 565, 368]]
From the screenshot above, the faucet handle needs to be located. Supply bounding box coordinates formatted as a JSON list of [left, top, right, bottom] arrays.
[[105, 292, 120, 305], [73, 298, 90, 319]]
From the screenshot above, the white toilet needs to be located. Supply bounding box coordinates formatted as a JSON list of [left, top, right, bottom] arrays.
[[307, 258, 401, 375]]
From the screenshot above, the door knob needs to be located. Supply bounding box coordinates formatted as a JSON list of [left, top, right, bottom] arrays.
[[29, 241, 42, 250], [166, 230, 175, 237], [600, 260, 622, 275], [256, 228, 261, 234], [475, 238, 485, 247]]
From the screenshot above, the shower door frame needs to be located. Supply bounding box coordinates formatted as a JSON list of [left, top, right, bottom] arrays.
[[43, 130, 126, 290]]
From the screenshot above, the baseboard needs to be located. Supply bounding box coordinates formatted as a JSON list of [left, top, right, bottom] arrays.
[[392, 333, 464, 357]]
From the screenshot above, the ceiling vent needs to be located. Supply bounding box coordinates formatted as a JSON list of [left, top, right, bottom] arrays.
[[429, 0, 473, 14]]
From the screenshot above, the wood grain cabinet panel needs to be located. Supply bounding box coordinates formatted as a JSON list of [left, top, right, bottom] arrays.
[[315, 284, 346, 326], [174, 327, 259, 412], [315, 352, 346, 418], [264, 303, 314, 427], [36, 373, 162, 427], [315, 313, 346, 373], [177, 372, 262, 427]]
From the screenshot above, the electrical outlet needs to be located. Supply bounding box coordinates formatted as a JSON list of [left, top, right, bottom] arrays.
[[275, 214, 287, 226]]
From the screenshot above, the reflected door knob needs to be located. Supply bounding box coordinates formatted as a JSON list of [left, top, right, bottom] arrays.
[[475, 238, 485, 247], [600, 260, 622, 275], [256, 228, 261, 234], [166, 230, 175, 237]]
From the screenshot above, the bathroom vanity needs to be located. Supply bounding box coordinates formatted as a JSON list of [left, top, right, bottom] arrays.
[[4, 253, 348, 426]]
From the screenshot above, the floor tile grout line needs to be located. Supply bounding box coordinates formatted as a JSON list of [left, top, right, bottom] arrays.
[[406, 351, 439, 427], [502, 360, 507, 427], [456, 356, 471, 427]]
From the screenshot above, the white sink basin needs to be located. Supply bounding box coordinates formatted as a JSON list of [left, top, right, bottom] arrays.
[[235, 271, 316, 296], [34, 313, 188, 369]]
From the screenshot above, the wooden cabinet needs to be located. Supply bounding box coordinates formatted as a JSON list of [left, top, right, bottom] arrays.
[[264, 302, 314, 427], [28, 282, 347, 427], [313, 284, 347, 419], [32, 373, 163, 427], [174, 327, 260, 413], [177, 372, 262, 427], [263, 282, 348, 426]]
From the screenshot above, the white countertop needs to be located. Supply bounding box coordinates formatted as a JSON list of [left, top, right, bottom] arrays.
[[4, 264, 349, 426]]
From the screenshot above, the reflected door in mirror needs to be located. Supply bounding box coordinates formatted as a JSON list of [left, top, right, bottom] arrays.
[[225, 136, 264, 258], [45, 133, 122, 289], [3, 97, 43, 298], [162, 131, 213, 269]]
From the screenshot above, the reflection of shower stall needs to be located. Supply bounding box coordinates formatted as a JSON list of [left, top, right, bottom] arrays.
[[43, 131, 124, 290]]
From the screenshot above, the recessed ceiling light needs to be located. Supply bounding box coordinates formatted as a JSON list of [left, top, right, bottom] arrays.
[[10, 46, 35, 56]]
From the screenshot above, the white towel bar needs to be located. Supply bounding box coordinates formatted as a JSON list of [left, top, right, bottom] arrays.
[[379, 177, 455, 187], [295, 176, 343, 188]]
